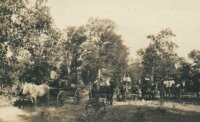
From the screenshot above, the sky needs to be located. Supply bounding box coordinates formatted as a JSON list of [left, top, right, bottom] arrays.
[[47, 0, 200, 59]]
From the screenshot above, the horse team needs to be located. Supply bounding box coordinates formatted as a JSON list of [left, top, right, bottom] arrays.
[[15, 82, 50, 108], [139, 80, 186, 100]]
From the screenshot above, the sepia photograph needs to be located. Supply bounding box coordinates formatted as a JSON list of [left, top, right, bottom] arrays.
[[0, 0, 200, 121]]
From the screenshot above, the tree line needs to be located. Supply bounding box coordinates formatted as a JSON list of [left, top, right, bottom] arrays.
[[0, 0, 199, 95]]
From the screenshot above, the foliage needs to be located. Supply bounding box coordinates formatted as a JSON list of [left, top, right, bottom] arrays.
[[62, 18, 129, 85], [138, 28, 179, 83], [81, 18, 129, 84], [62, 26, 87, 83], [188, 49, 200, 94], [176, 57, 192, 90], [0, 0, 64, 85], [188, 49, 200, 68], [0, 1, 129, 87], [127, 59, 143, 85]]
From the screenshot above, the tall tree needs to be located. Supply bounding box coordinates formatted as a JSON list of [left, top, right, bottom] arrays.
[[188, 49, 200, 97], [63, 18, 129, 85], [0, 0, 28, 85], [138, 28, 178, 84], [0, 0, 63, 85], [62, 26, 87, 84], [81, 18, 129, 84], [176, 57, 192, 90]]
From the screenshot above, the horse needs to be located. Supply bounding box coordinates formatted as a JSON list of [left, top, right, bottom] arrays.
[[105, 82, 115, 105], [163, 80, 175, 99], [21, 82, 50, 107], [90, 80, 115, 105], [173, 82, 186, 98]]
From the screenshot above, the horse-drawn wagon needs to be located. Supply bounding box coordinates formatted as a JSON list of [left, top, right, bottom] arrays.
[[140, 78, 158, 99], [56, 79, 85, 106], [48, 71, 85, 106], [16, 78, 86, 108], [85, 77, 115, 116], [116, 75, 140, 101]]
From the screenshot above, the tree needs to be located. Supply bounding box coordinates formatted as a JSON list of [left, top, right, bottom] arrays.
[[0, 0, 28, 85], [0, 1, 129, 87], [62, 26, 87, 84], [188, 49, 200, 97], [62, 18, 129, 85], [81, 18, 129, 84], [0, 0, 63, 85], [138, 28, 179, 84], [188, 49, 200, 67], [176, 57, 192, 91]]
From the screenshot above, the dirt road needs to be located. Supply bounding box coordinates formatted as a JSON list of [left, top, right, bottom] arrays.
[[1, 98, 200, 122]]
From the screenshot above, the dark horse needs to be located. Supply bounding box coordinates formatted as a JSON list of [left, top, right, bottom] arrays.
[[90, 81, 115, 105]]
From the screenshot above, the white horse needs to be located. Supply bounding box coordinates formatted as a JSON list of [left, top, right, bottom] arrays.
[[22, 82, 50, 107], [163, 80, 175, 98], [163, 80, 175, 88]]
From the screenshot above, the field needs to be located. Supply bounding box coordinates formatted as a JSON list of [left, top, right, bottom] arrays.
[[1, 95, 200, 122]]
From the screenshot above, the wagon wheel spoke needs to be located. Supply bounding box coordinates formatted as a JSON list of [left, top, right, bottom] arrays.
[[57, 91, 67, 107]]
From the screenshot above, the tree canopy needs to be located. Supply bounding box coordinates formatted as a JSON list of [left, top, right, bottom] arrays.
[[0, 1, 129, 86], [138, 28, 179, 83], [0, 0, 199, 93], [62, 18, 129, 84]]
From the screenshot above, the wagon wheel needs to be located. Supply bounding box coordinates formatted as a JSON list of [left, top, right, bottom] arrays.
[[74, 88, 83, 104], [57, 91, 67, 107]]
